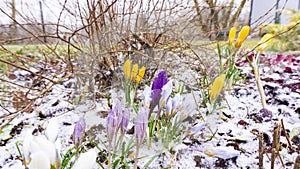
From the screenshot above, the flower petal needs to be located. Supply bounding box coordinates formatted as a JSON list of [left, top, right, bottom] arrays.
[[159, 80, 173, 107], [73, 149, 97, 169], [131, 64, 139, 81], [228, 27, 236, 45], [258, 33, 273, 51], [124, 59, 131, 80], [210, 74, 226, 101], [135, 107, 149, 144], [45, 118, 59, 143], [235, 26, 250, 48], [152, 70, 168, 90], [136, 66, 146, 84]]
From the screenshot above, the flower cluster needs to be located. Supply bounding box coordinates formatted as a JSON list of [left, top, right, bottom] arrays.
[[123, 59, 146, 85], [106, 101, 130, 144], [23, 118, 61, 169], [228, 26, 250, 48], [23, 117, 97, 169], [123, 59, 146, 106]]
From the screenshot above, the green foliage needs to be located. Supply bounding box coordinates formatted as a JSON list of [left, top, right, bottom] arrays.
[[60, 143, 86, 169], [262, 9, 300, 52]]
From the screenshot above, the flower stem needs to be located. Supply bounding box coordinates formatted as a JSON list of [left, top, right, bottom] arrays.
[[253, 66, 267, 109], [134, 144, 140, 169]]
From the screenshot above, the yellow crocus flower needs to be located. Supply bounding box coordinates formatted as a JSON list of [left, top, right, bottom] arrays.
[[235, 26, 250, 48], [124, 59, 131, 81], [257, 33, 273, 52], [136, 66, 146, 84], [228, 27, 236, 45], [210, 74, 226, 101], [131, 64, 139, 81]]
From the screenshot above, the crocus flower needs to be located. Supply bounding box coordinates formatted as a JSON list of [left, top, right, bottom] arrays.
[[159, 80, 173, 108], [258, 33, 273, 52], [165, 92, 180, 117], [45, 118, 59, 143], [121, 109, 130, 133], [151, 70, 168, 112], [235, 26, 250, 48], [106, 108, 121, 143], [171, 93, 181, 112], [228, 27, 236, 45], [152, 70, 168, 90], [166, 98, 172, 117], [136, 66, 146, 84], [23, 131, 61, 169], [142, 86, 152, 109], [131, 64, 139, 81], [73, 148, 97, 169], [28, 151, 51, 169], [72, 117, 86, 146], [189, 122, 206, 134], [204, 146, 240, 160], [124, 59, 131, 81], [135, 107, 149, 145], [210, 74, 226, 102]]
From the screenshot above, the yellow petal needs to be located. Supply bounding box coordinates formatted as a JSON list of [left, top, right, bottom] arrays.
[[228, 27, 236, 45], [131, 64, 139, 81], [258, 33, 273, 52], [235, 26, 250, 48], [210, 74, 226, 101], [136, 66, 146, 84], [124, 59, 131, 80]]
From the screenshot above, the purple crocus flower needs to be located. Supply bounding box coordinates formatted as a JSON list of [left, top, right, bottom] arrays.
[[73, 117, 86, 146], [150, 70, 168, 113], [121, 109, 130, 133], [106, 107, 121, 142], [135, 107, 149, 145]]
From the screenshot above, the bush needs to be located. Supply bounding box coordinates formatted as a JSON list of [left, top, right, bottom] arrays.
[[261, 9, 300, 52]]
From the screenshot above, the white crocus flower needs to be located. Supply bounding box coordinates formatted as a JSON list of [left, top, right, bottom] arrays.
[[45, 118, 59, 143], [159, 80, 173, 107], [73, 148, 97, 169], [171, 93, 181, 112], [23, 130, 60, 169], [28, 151, 50, 169], [23, 131, 34, 164], [143, 85, 152, 109], [204, 146, 240, 160], [31, 136, 59, 166], [165, 98, 172, 116]]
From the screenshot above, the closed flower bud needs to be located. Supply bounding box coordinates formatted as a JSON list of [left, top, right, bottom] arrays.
[[210, 74, 226, 102], [131, 64, 139, 82], [136, 66, 146, 84], [135, 107, 148, 145], [159, 80, 173, 108], [235, 26, 250, 48], [228, 27, 236, 45], [151, 70, 168, 112], [121, 109, 130, 133], [45, 118, 59, 143], [124, 59, 131, 81], [106, 109, 120, 142], [142, 86, 152, 109], [258, 33, 273, 51], [72, 117, 86, 146]]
